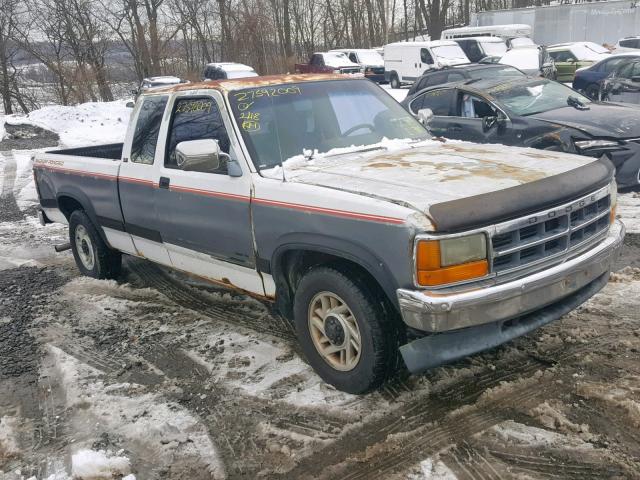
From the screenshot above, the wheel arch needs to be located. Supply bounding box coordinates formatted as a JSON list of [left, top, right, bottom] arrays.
[[56, 188, 109, 245], [270, 238, 401, 321]]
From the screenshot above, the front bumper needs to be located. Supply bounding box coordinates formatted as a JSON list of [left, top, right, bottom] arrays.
[[398, 220, 625, 372]]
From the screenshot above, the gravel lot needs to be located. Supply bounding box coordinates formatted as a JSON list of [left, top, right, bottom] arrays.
[[1, 124, 639, 480]]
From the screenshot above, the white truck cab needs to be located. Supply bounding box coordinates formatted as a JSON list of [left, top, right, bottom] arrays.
[[384, 40, 469, 88]]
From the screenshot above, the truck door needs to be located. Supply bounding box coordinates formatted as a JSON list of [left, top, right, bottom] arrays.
[[154, 91, 263, 294], [118, 94, 172, 265]]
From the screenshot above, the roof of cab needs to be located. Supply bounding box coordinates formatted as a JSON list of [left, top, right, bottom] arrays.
[[144, 73, 356, 95]]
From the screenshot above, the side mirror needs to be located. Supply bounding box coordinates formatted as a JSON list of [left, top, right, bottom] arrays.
[[417, 108, 434, 126], [130, 89, 138, 95], [126, 101, 135, 108], [175, 139, 228, 173], [482, 115, 498, 131]]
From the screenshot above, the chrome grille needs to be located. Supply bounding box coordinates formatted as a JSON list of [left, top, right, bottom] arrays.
[[340, 67, 361, 74], [491, 185, 612, 275]]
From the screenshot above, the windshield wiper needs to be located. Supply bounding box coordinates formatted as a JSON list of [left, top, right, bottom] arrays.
[[567, 95, 590, 110]]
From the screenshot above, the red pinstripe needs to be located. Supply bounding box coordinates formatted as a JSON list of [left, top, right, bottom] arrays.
[[34, 164, 406, 225]]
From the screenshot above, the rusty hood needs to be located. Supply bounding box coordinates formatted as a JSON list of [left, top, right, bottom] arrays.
[[275, 140, 603, 225]]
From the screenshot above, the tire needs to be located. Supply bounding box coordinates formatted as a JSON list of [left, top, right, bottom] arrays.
[[390, 73, 401, 89], [584, 84, 599, 100], [293, 265, 401, 394], [69, 210, 121, 279]]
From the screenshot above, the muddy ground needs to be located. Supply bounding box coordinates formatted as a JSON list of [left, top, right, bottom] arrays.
[[1, 127, 639, 480]]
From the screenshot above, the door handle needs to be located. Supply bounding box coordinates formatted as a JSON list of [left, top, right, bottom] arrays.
[[449, 124, 463, 132], [159, 176, 170, 189]]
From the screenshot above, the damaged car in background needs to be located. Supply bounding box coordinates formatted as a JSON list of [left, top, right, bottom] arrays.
[[33, 75, 624, 394], [403, 76, 640, 187]]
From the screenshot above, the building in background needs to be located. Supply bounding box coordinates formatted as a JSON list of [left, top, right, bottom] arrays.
[[472, 0, 640, 46]]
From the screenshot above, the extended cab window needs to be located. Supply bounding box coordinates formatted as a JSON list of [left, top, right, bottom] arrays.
[[411, 88, 455, 115], [165, 96, 230, 172], [130, 96, 168, 164]]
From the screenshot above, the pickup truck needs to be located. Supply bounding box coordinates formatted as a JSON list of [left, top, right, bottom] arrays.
[[295, 52, 362, 75], [33, 74, 625, 394]]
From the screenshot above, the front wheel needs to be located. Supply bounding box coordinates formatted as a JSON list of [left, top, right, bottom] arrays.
[[293, 266, 401, 394], [69, 210, 121, 279], [390, 73, 401, 89]]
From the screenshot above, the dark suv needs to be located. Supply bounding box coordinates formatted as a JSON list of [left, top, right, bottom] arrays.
[[406, 63, 525, 99]]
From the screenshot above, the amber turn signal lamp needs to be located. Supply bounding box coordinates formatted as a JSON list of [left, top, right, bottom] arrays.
[[416, 240, 489, 286]]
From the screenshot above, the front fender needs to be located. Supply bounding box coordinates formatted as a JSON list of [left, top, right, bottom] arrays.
[[270, 232, 405, 309]]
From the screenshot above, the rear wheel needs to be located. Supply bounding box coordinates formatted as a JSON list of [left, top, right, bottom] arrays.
[[293, 265, 401, 394], [390, 73, 401, 89], [69, 210, 121, 279]]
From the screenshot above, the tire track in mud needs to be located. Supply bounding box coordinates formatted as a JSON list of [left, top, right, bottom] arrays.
[[278, 334, 620, 479], [0, 151, 24, 222], [124, 258, 297, 341]]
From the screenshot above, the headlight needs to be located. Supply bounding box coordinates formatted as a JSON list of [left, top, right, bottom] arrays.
[[610, 179, 617, 224], [574, 139, 620, 150], [416, 233, 488, 287]]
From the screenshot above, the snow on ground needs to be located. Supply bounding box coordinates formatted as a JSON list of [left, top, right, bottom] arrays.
[[618, 190, 640, 233], [5, 100, 132, 147], [71, 450, 132, 479], [381, 83, 409, 102]]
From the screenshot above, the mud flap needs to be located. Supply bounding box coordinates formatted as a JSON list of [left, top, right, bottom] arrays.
[[400, 272, 610, 374]]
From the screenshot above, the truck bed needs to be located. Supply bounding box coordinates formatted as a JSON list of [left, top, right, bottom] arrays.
[[46, 143, 124, 161]]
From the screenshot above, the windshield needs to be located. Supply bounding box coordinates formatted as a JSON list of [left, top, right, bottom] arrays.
[[481, 41, 507, 56], [489, 79, 591, 116], [468, 66, 524, 80], [228, 80, 430, 172], [226, 70, 258, 79], [432, 44, 468, 60], [357, 50, 384, 65]]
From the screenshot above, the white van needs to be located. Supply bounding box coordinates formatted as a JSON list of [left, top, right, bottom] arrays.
[[384, 41, 469, 88]]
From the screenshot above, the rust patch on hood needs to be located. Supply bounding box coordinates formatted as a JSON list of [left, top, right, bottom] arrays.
[[358, 144, 549, 183]]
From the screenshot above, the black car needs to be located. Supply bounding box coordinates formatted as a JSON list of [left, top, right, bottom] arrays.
[[401, 76, 640, 188], [600, 58, 640, 105], [406, 63, 526, 99]]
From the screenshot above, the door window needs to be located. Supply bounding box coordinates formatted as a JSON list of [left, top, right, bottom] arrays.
[[311, 55, 322, 66], [620, 39, 640, 49], [458, 92, 496, 118], [467, 41, 482, 62], [410, 88, 455, 115], [420, 48, 434, 64], [130, 96, 168, 164], [165, 97, 231, 173], [599, 57, 627, 73], [549, 50, 576, 62], [616, 61, 640, 79]]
